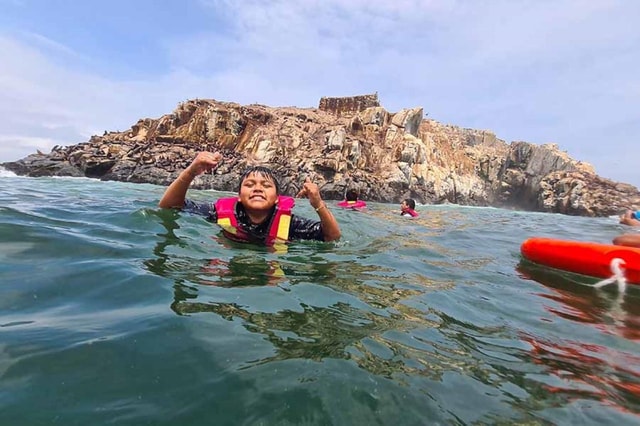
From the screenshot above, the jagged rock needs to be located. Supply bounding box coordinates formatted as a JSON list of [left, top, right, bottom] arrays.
[[3, 153, 84, 177], [2, 96, 639, 217], [319, 93, 380, 117], [537, 171, 640, 216]]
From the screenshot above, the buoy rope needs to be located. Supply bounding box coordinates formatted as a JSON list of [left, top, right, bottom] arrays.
[[593, 258, 627, 293]]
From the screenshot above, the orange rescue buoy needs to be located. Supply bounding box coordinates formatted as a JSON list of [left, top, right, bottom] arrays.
[[520, 238, 640, 285]]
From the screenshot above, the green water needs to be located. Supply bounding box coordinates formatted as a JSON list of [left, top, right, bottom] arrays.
[[1, 175, 638, 425]]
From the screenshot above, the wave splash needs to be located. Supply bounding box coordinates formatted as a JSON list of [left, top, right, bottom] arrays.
[[0, 167, 17, 177]]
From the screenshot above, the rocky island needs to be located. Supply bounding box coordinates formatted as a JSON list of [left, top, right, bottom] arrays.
[[3, 93, 639, 217]]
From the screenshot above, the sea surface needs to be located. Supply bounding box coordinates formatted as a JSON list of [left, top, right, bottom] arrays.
[[1, 171, 639, 425]]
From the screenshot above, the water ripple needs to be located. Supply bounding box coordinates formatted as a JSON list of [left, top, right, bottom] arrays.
[[1, 176, 639, 424]]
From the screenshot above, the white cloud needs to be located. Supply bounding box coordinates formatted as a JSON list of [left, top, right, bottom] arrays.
[[0, 36, 202, 160], [0, 134, 59, 158]]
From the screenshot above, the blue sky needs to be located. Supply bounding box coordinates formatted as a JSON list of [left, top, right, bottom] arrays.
[[1, 0, 638, 186]]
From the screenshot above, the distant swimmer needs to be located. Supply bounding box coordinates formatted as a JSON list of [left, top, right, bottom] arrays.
[[337, 189, 367, 210], [619, 210, 640, 227], [400, 198, 419, 217], [614, 209, 640, 248]]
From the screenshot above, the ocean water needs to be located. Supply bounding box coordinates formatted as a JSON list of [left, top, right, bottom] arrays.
[[1, 172, 639, 425]]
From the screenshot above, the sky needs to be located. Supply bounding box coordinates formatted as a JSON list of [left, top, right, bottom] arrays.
[[0, 0, 638, 186]]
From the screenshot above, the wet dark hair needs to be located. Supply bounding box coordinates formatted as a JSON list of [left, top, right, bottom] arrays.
[[404, 198, 416, 209], [237, 166, 280, 194], [345, 189, 359, 201]]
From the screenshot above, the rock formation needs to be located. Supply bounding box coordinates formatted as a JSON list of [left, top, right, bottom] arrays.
[[3, 94, 639, 216]]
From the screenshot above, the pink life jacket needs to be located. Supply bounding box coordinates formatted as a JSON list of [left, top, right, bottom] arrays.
[[402, 208, 419, 217], [337, 200, 367, 209], [214, 196, 294, 245]]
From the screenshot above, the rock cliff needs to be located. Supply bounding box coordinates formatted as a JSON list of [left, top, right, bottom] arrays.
[[3, 94, 639, 216]]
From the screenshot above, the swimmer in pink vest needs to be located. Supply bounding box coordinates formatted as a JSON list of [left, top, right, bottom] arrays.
[[400, 198, 419, 217], [159, 151, 341, 245], [337, 189, 367, 210]]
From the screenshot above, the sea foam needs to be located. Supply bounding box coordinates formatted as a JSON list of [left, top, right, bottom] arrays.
[[0, 167, 17, 177]]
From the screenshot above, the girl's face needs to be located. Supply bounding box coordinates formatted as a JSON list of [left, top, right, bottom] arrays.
[[400, 201, 409, 212], [239, 172, 279, 211]]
